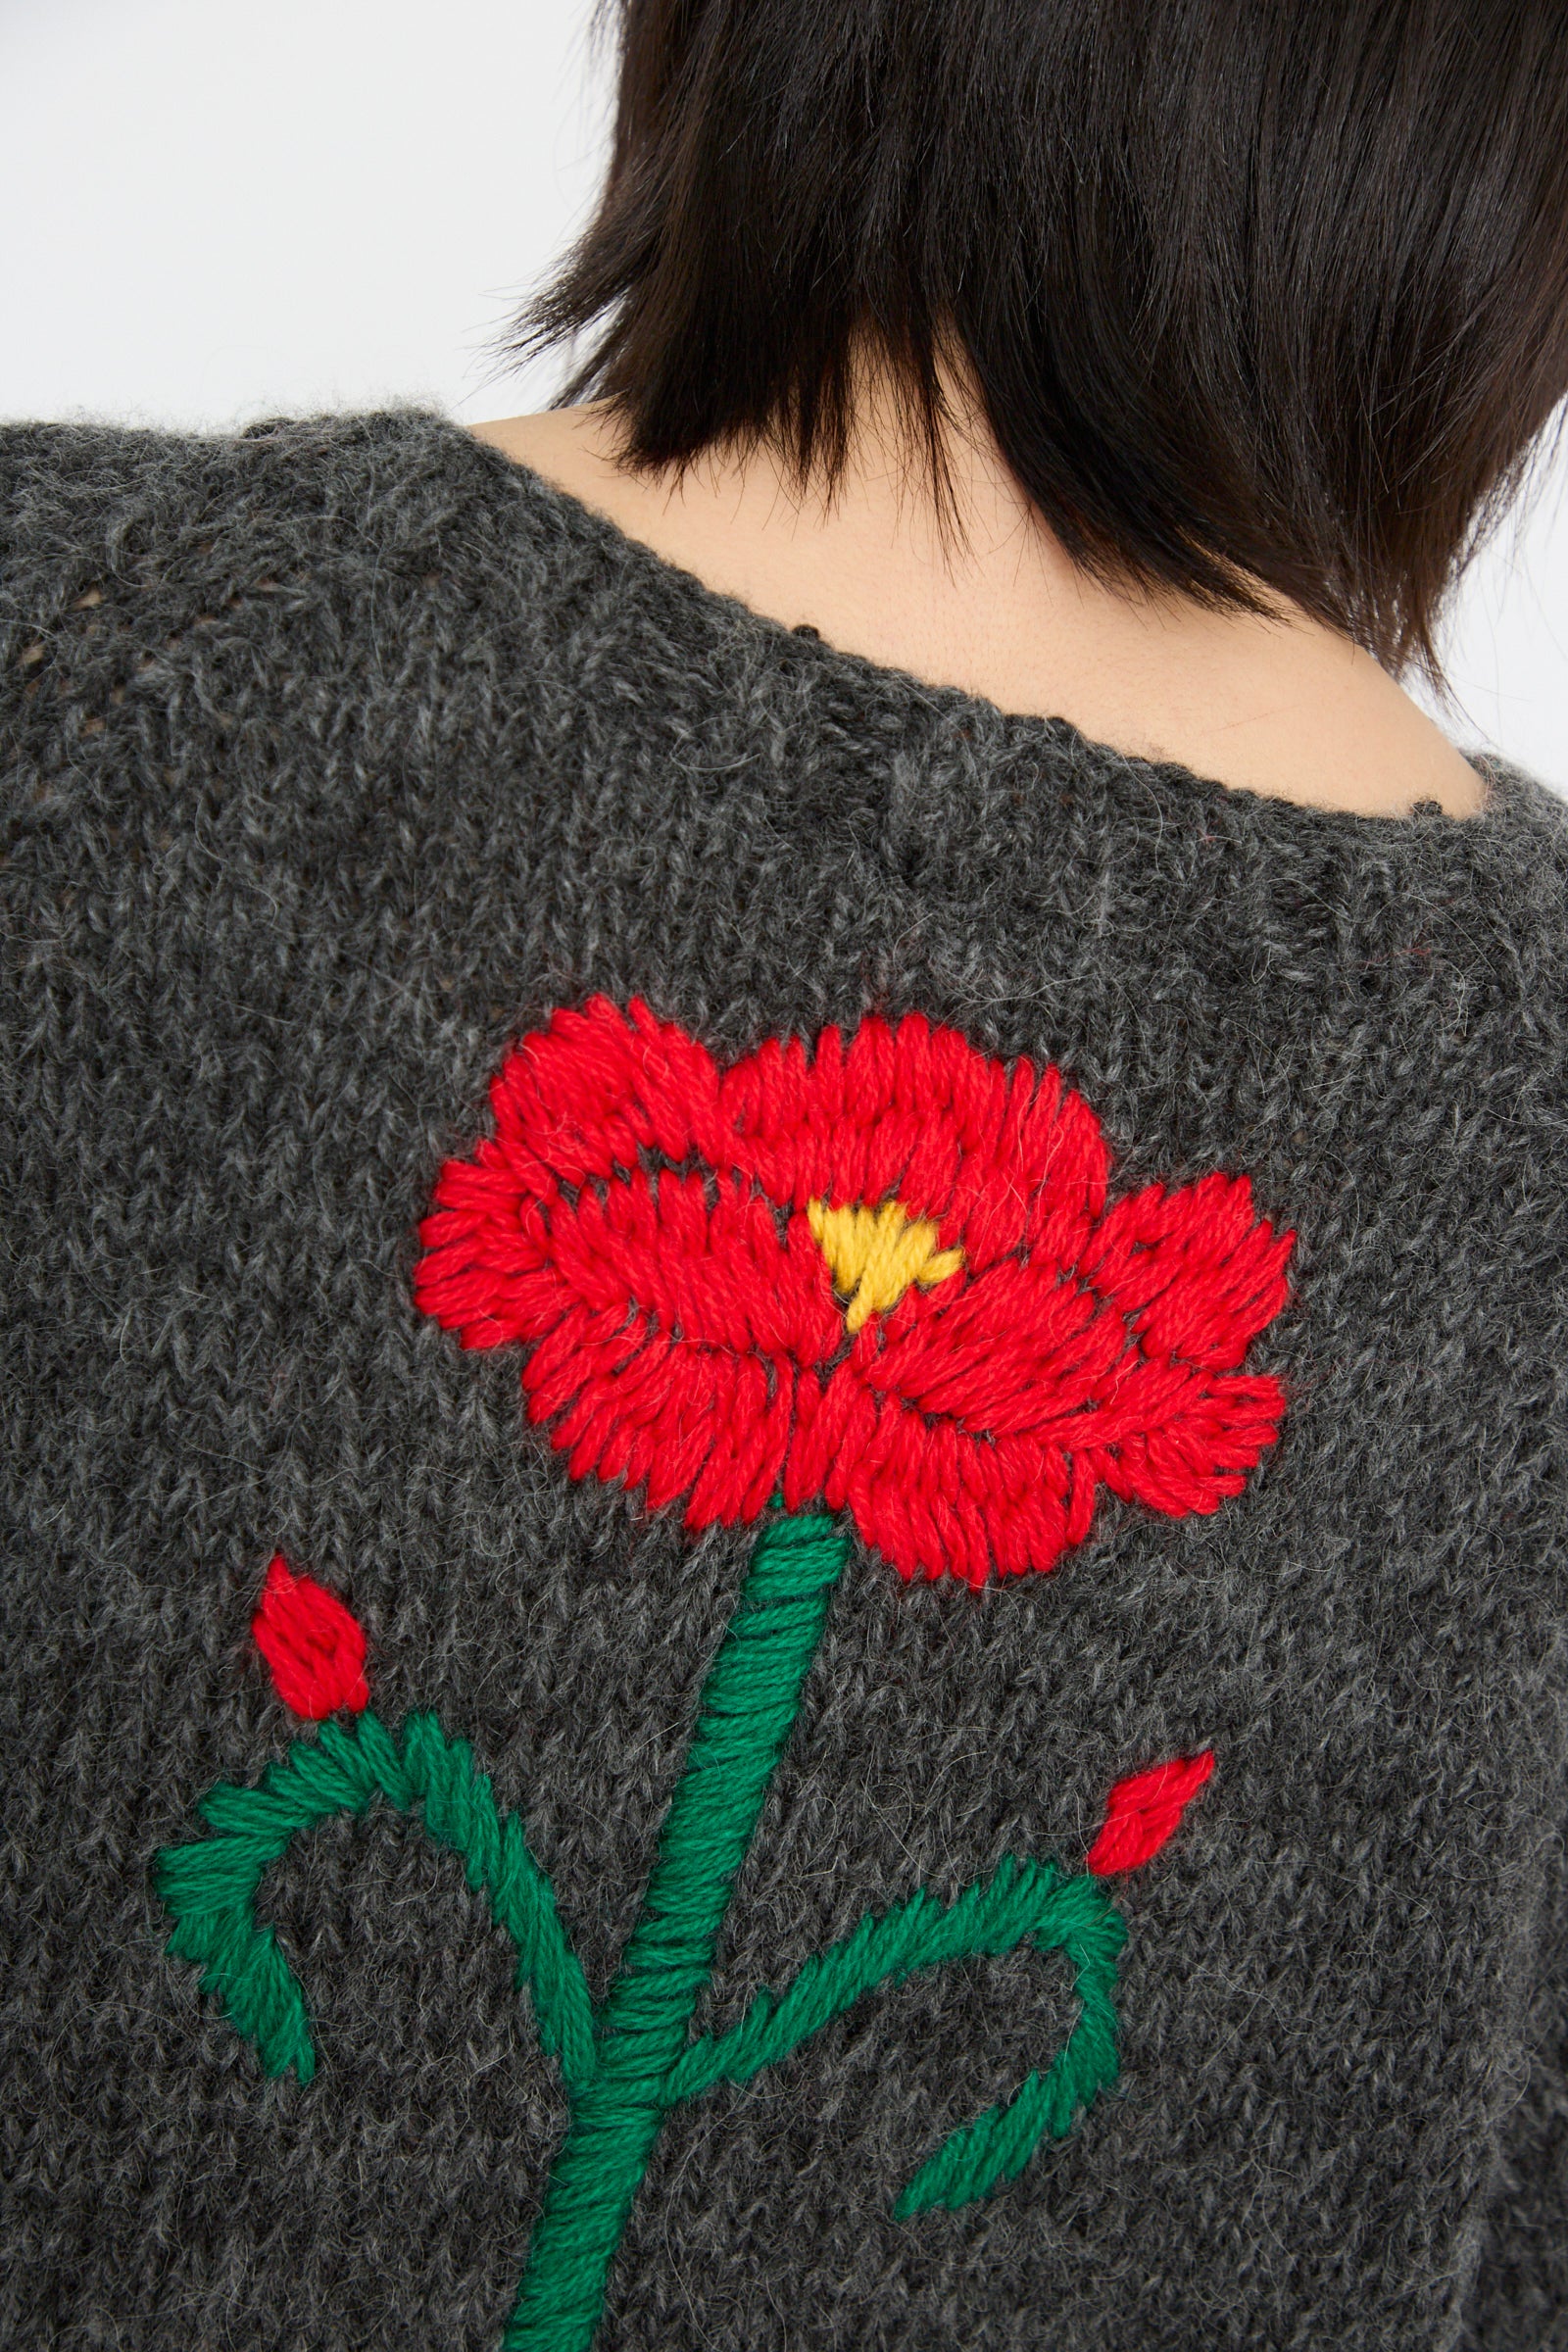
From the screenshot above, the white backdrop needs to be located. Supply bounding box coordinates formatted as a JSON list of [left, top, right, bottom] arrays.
[[3, 0, 1565, 793]]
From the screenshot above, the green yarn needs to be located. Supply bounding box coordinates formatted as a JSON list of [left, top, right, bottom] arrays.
[[502, 1509, 850, 2352], [155, 1710, 595, 2096], [661, 1858, 1125, 2223], [156, 1514, 1140, 2351], [662, 1856, 1123, 2118], [891, 1883, 1126, 2219]]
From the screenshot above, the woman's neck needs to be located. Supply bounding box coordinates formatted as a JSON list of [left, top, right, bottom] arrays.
[[471, 373, 1484, 821]]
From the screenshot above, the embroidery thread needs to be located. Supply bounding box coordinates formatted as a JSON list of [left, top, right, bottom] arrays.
[[158, 1545, 1209, 2347], [413, 996, 1295, 1587], [157, 1001, 1293, 2352], [251, 1553, 369, 1719]]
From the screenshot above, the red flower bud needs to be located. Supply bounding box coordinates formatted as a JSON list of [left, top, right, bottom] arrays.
[[252, 1554, 369, 1719], [1086, 1750, 1214, 1875]]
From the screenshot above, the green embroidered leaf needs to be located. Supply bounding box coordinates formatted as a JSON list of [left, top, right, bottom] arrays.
[[895, 1898, 1126, 2218], [155, 1710, 596, 2096], [159, 1876, 318, 2082], [664, 1856, 1036, 2096], [661, 1857, 1126, 2217]]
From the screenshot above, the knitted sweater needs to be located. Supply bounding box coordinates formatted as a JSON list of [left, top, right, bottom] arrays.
[[3, 407, 1567, 2352]]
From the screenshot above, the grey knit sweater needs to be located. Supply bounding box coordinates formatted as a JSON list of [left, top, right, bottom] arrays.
[[4, 407, 1568, 2352]]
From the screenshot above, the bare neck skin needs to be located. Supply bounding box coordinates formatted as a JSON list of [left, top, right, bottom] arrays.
[[472, 370, 1485, 820]]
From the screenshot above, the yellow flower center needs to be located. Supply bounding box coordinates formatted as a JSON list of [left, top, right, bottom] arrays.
[[807, 1197, 965, 1335]]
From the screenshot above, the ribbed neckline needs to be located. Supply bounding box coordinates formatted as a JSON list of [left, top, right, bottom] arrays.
[[438, 410, 1555, 871]]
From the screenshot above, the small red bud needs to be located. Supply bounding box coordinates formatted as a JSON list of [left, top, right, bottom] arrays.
[[252, 1554, 369, 1719], [1086, 1749, 1214, 1876]]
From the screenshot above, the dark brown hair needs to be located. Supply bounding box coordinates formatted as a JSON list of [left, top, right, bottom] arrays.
[[507, 0, 1568, 679]]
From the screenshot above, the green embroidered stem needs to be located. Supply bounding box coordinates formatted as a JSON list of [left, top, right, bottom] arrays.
[[502, 1509, 850, 2352], [155, 1710, 596, 2096]]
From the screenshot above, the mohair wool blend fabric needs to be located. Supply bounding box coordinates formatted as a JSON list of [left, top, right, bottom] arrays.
[[3, 405, 1568, 2352]]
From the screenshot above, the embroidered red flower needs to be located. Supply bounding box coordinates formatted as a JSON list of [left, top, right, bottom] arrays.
[[253, 1556, 369, 1718], [414, 997, 1294, 1587]]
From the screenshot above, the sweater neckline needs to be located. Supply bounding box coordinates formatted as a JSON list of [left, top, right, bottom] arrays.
[[445, 412, 1523, 850]]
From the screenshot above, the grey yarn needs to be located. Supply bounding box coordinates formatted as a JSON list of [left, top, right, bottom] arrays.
[[3, 406, 1567, 2352]]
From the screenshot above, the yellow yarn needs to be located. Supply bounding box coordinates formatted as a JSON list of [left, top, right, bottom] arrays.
[[806, 1197, 965, 1334]]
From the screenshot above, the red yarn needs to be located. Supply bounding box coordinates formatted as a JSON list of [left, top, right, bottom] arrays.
[[414, 998, 1296, 1586], [1085, 1751, 1215, 1875], [252, 1556, 369, 1719]]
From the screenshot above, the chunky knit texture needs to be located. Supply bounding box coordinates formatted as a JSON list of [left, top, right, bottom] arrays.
[[3, 406, 1568, 2351]]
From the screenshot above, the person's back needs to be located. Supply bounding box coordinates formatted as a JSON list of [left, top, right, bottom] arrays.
[[4, 7, 1568, 2352]]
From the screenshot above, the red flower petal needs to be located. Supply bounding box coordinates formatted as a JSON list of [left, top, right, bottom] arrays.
[[856, 1254, 1123, 1439], [794, 1235, 1286, 1573], [1081, 1170, 1295, 1372], [1086, 1751, 1214, 1874], [836, 1399, 1072, 1587], [719, 1011, 1111, 1272], [253, 1556, 369, 1719], [1083, 1357, 1289, 1517], [489, 996, 726, 1190], [417, 1134, 839, 1530], [784, 1329, 1076, 1586]]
